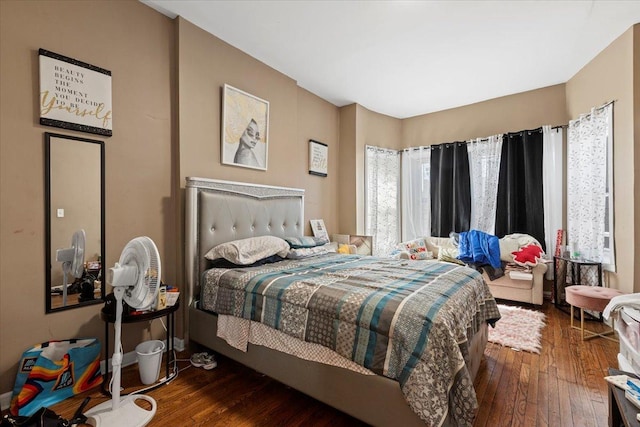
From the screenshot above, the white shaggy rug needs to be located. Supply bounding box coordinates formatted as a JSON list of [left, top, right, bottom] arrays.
[[488, 304, 546, 354]]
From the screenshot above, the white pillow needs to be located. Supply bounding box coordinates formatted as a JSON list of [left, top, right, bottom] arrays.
[[205, 236, 290, 265], [499, 234, 541, 262]]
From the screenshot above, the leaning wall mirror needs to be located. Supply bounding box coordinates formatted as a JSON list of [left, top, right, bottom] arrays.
[[45, 132, 105, 313]]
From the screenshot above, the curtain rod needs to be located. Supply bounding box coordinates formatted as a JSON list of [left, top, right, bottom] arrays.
[[551, 100, 616, 130], [402, 100, 615, 152], [596, 99, 616, 110], [366, 145, 399, 154], [569, 99, 616, 124], [402, 122, 572, 152], [579, 99, 616, 116]]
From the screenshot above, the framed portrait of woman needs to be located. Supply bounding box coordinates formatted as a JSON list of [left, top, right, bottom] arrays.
[[221, 84, 269, 171]]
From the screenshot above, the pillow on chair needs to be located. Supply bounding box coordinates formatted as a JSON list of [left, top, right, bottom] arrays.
[[512, 244, 544, 267], [397, 238, 433, 260], [499, 233, 541, 262]]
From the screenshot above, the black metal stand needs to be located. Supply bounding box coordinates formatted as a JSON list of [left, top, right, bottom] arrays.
[[554, 256, 603, 320], [100, 297, 179, 396]]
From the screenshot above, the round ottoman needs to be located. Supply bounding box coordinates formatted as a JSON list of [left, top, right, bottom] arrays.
[[565, 285, 625, 341]]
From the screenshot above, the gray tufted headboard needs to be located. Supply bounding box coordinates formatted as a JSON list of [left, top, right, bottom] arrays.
[[185, 177, 305, 307]]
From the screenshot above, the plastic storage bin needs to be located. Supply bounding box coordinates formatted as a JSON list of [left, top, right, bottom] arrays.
[[617, 307, 640, 351]]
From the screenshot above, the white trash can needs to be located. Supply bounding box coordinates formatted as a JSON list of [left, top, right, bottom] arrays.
[[135, 340, 165, 385]]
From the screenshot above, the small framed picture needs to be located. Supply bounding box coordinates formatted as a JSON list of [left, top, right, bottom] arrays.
[[309, 140, 328, 177], [221, 84, 269, 171], [309, 219, 329, 241]]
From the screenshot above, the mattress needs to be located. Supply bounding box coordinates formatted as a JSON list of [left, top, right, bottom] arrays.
[[199, 253, 500, 426]]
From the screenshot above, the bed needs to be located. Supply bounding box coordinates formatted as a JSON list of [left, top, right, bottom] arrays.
[[184, 177, 500, 427]]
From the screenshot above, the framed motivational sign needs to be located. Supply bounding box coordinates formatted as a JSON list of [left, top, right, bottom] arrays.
[[39, 49, 113, 136], [308, 139, 328, 177]]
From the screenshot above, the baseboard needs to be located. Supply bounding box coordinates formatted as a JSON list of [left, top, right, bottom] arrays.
[[99, 338, 183, 374], [100, 349, 138, 375], [0, 391, 11, 411], [174, 337, 185, 352]]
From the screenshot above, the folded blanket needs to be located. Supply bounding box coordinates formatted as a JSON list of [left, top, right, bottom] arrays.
[[603, 293, 640, 321]]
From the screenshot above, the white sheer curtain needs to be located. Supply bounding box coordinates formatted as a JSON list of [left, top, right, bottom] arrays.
[[567, 103, 613, 268], [401, 147, 430, 241], [467, 135, 502, 234], [542, 126, 564, 279], [365, 146, 400, 256]]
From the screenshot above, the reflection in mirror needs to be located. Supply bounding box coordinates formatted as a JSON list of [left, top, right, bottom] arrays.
[[45, 132, 105, 313], [56, 228, 86, 306]]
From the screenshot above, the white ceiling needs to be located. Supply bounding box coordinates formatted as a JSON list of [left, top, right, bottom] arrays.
[[142, 0, 640, 119]]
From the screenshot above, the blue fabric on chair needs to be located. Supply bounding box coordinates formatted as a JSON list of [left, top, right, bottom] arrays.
[[457, 230, 501, 268]]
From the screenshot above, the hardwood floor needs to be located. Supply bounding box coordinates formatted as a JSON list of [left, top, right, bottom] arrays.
[[474, 301, 618, 427], [42, 301, 618, 426]]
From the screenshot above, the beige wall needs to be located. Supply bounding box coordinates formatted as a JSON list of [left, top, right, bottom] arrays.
[[0, 3, 344, 397], [635, 25, 640, 293], [177, 18, 340, 235], [296, 88, 341, 235], [338, 104, 402, 235], [566, 25, 637, 293], [0, 0, 175, 393], [338, 104, 358, 234], [0, 5, 343, 396], [402, 84, 567, 147]]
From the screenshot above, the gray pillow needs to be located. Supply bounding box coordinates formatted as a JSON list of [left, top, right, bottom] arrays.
[[284, 236, 329, 249]]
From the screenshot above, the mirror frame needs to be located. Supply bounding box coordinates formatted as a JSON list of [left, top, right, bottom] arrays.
[[45, 132, 105, 313]]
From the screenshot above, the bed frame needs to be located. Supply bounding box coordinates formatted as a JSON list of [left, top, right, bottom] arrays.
[[184, 177, 488, 427]]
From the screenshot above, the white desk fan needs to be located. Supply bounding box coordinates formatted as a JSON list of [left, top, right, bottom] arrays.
[[56, 229, 86, 307], [85, 236, 161, 427]]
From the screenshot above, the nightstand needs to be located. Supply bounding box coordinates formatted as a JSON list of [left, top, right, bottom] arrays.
[[100, 296, 179, 395], [608, 367, 640, 427]]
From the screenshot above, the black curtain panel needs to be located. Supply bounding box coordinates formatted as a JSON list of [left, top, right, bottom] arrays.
[[495, 129, 546, 250], [430, 142, 471, 237]]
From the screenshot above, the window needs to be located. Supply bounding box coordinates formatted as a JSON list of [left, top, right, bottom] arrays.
[[602, 107, 615, 271], [365, 146, 400, 256], [567, 102, 615, 271], [467, 136, 502, 235], [401, 147, 430, 241]]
